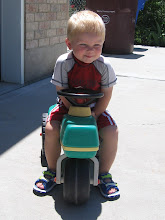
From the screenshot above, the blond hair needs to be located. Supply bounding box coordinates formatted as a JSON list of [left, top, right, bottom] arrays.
[[67, 10, 105, 42]]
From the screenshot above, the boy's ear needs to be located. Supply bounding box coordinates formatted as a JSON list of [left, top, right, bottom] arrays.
[[65, 38, 72, 50]]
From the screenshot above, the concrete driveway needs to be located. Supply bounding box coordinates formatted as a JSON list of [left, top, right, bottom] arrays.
[[0, 45, 165, 220]]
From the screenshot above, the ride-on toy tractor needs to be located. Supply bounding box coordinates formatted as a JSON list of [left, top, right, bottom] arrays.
[[40, 89, 104, 205]]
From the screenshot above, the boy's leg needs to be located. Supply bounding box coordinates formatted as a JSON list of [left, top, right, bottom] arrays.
[[44, 120, 61, 171], [99, 125, 118, 174], [44, 102, 68, 171], [99, 125, 118, 195], [96, 109, 119, 196], [36, 120, 61, 190]]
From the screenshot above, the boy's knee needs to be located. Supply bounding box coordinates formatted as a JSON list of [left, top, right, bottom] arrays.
[[107, 125, 118, 137], [45, 121, 61, 135], [112, 125, 118, 135], [100, 125, 118, 139]]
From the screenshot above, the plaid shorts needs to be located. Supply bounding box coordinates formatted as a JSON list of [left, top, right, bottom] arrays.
[[47, 103, 116, 130]]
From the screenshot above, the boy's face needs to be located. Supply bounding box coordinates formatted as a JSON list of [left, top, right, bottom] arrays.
[[66, 32, 104, 63]]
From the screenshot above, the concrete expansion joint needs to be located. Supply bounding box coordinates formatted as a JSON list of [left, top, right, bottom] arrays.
[[117, 74, 165, 82]]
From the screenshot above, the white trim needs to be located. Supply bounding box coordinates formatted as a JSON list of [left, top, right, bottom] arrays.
[[20, 0, 24, 84], [1, 0, 4, 80]]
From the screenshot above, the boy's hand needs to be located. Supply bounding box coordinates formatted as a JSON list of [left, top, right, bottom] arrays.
[[93, 87, 113, 117], [91, 111, 98, 120], [56, 86, 71, 109]]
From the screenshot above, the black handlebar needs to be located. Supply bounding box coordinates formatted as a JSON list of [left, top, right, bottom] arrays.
[[57, 88, 104, 107]]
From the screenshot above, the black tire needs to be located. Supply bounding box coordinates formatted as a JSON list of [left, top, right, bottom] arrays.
[[63, 158, 90, 205], [41, 149, 47, 167], [41, 113, 48, 167]]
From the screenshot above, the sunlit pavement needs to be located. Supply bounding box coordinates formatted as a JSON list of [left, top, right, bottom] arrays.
[[0, 45, 165, 220]]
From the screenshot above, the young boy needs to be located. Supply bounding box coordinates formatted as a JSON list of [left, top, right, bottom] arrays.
[[33, 10, 120, 200]]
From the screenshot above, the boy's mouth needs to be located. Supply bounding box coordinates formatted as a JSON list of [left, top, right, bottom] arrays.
[[85, 55, 93, 59]]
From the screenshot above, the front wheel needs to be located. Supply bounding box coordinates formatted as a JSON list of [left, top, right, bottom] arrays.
[[63, 158, 90, 205]]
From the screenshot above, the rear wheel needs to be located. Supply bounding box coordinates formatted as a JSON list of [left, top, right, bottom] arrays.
[[63, 158, 90, 205], [41, 113, 48, 167]]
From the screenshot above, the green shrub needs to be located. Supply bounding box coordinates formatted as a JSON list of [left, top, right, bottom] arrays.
[[135, 0, 165, 47]]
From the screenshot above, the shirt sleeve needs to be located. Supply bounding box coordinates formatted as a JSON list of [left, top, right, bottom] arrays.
[[94, 56, 117, 88], [51, 53, 69, 88]]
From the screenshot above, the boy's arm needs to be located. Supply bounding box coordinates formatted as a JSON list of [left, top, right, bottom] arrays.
[[92, 87, 113, 119], [56, 86, 71, 109]]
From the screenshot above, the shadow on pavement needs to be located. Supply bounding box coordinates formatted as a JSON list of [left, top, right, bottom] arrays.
[[133, 47, 148, 52], [0, 78, 57, 155], [103, 46, 148, 60], [33, 176, 120, 219], [50, 185, 107, 220], [33, 185, 106, 219], [103, 52, 144, 60]]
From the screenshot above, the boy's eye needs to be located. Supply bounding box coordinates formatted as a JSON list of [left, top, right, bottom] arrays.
[[94, 44, 102, 48], [80, 44, 87, 47], [79, 44, 102, 48]]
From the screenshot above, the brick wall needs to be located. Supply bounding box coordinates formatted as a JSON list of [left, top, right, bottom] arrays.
[[25, 0, 69, 49]]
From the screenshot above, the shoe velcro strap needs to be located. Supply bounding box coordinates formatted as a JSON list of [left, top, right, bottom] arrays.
[[100, 173, 112, 180], [105, 182, 118, 188], [43, 170, 56, 180]]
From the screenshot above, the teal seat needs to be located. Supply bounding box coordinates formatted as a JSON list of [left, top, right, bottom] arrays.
[[48, 104, 99, 159], [60, 114, 99, 159]]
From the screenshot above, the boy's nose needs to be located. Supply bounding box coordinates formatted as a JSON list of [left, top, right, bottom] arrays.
[[87, 46, 94, 51]]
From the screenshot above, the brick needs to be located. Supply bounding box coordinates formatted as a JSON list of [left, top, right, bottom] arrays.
[[56, 27, 66, 36], [26, 14, 35, 23], [60, 35, 66, 43], [25, 0, 69, 50], [35, 30, 47, 39], [36, 0, 47, 2], [51, 20, 67, 29], [47, 29, 57, 37], [47, 0, 58, 3], [39, 21, 51, 30], [50, 36, 60, 45], [46, 12, 57, 21], [39, 38, 50, 47], [60, 20, 67, 27], [50, 4, 60, 12], [26, 0, 47, 3], [26, 40, 38, 49], [39, 4, 50, 12], [51, 20, 60, 28], [58, 0, 67, 3], [26, 32, 34, 40], [35, 13, 47, 22], [57, 12, 68, 20], [26, 4, 38, 13], [26, 22, 39, 31], [60, 4, 68, 12]]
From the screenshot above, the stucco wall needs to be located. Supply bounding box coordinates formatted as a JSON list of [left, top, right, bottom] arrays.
[[24, 0, 69, 83]]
